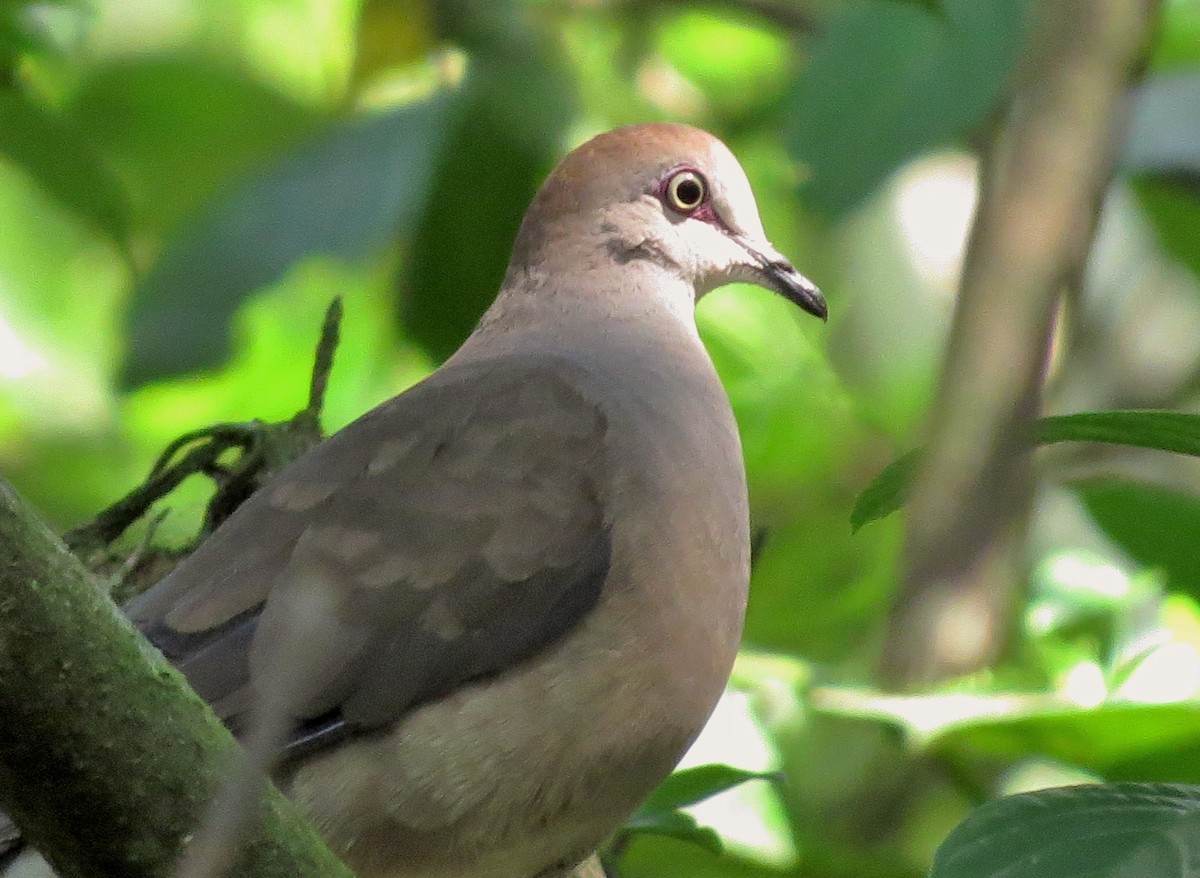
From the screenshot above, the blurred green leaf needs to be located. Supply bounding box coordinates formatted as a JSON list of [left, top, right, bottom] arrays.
[[786, 0, 1027, 213], [69, 58, 320, 232], [1151, 0, 1200, 70], [816, 688, 1200, 768], [934, 702, 1200, 769], [931, 783, 1200, 878], [0, 0, 85, 62], [853, 411, 1200, 529], [618, 835, 786, 878], [622, 811, 724, 856], [1037, 411, 1200, 455], [615, 765, 774, 860], [124, 97, 451, 386], [1076, 479, 1200, 600], [880, 0, 947, 15], [0, 92, 129, 249], [657, 10, 790, 117], [399, 2, 575, 360], [1133, 177, 1200, 283], [850, 448, 921, 532], [641, 765, 774, 814]]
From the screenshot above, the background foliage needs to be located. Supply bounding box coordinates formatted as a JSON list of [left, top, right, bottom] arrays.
[[3, 0, 1200, 875]]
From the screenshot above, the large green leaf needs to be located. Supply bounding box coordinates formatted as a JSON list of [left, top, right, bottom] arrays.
[[70, 58, 320, 232], [398, 2, 576, 360], [852, 411, 1200, 530], [815, 688, 1200, 768], [785, 0, 1027, 213], [0, 92, 129, 250], [1036, 411, 1200, 456], [620, 810, 724, 856], [123, 97, 451, 385], [932, 783, 1200, 878], [1076, 479, 1200, 600]]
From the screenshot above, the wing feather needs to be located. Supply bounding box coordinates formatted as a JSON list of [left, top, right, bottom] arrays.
[[126, 358, 611, 748]]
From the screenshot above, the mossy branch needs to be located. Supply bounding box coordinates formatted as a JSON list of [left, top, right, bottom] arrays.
[[0, 479, 354, 877]]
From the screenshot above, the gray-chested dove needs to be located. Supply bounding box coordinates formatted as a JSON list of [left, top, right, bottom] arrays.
[[3, 123, 825, 878]]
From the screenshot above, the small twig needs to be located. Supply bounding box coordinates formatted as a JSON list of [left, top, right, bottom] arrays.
[[147, 423, 260, 479], [63, 300, 345, 556], [302, 296, 343, 426], [63, 438, 232, 552], [105, 508, 169, 593]]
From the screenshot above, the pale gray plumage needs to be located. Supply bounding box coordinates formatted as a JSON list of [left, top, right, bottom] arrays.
[[1, 123, 824, 878]]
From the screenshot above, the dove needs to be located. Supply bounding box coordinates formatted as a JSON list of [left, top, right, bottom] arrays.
[[2, 123, 825, 878]]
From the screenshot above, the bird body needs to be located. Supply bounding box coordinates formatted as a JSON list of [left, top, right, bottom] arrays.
[[150, 266, 751, 877], [2, 123, 824, 878]]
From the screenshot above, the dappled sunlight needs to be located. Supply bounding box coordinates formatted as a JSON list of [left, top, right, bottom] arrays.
[[893, 153, 978, 294], [679, 689, 798, 869], [1060, 661, 1107, 708], [0, 312, 48, 380], [1115, 643, 1200, 703]]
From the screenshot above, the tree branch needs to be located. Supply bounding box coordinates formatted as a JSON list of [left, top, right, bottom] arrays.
[[879, 0, 1162, 686], [0, 479, 353, 877]]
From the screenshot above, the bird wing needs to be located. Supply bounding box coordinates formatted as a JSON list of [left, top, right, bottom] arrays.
[[126, 356, 611, 748]]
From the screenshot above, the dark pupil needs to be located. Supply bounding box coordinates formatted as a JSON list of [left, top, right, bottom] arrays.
[[676, 178, 702, 206]]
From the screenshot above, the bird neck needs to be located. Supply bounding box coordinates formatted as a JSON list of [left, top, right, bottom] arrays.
[[484, 249, 701, 340]]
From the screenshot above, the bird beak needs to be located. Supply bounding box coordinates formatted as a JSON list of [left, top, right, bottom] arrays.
[[736, 236, 827, 321]]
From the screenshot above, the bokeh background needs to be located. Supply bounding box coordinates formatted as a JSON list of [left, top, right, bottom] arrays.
[[3, 0, 1200, 875]]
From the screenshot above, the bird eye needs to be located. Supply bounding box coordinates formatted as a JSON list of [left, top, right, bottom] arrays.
[[665, 170, 706, 213]]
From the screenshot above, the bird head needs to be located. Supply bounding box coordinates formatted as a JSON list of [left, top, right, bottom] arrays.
[[509, 123, 826, 320]]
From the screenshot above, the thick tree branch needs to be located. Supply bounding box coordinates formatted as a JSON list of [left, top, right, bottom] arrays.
[[879, 0, 1162, 685], [0, 479, 354, 877]]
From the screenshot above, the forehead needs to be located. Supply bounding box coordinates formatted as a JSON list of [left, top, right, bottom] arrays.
[[565, 124, 734, 186], [539, 123, 753, 217]]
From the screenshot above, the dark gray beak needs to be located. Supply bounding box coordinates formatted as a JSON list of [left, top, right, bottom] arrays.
[[736, 236, 827, 321], [762, 259, 827, 321]]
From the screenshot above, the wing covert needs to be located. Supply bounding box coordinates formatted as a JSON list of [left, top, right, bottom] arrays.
[[127, 359, 612, 746]]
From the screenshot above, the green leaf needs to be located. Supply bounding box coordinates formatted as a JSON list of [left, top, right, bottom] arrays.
[[816, 688, 1200, 769], [850, 448, 922, 532], [640, 765, 774, 814], [932, 783, 1200, 878], [852, 411, 1200, 530], [622, 810, 724, 856], [786, 0, 1027, 213], [1133, 177, 1200, 284], [1035, 411, 1200, 456], [0, 92, 130, 249], [123, 97, 450, 386], [1074, 479, 1200, 601], [656, 10, 790, 117], [615, 765, 772, 858], [1152, 0, 1200, 70], [879, 0, 947, 15], [0, 0, 85, 62], [69, 58, 320, 233], [398, 2, 575, 360]]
